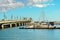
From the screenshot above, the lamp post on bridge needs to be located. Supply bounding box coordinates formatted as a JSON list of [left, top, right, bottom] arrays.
[[11, 15, 13, 20], [2, 8, 7, 22], [3, 12, 7, 21], [20, 16, 21, 20]]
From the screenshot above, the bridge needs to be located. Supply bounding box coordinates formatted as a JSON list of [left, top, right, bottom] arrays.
[[0, 20, 31, 29]]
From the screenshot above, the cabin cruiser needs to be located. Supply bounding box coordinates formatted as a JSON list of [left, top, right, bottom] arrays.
[[25, 22, 57, 29]]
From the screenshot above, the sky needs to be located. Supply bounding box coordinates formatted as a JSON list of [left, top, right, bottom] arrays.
[[0, 0, 60, 22]]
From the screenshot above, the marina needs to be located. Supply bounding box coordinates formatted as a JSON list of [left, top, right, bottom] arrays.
[[0, 0, 60, 40]]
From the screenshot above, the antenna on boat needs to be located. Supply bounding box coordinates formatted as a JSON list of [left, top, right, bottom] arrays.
[[40, 8, 48, 23]]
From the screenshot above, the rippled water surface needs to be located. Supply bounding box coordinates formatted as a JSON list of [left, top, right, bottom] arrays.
[[0, 26, 60, 40]]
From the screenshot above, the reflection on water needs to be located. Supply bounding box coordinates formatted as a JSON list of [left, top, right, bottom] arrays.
[[0, 26, 60, 40]]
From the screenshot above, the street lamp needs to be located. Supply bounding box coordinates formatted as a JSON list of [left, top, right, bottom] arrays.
[[1, 8, 7, 21], [11, 15, 13, 20]]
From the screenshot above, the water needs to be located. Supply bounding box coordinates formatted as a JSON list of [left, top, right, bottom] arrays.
[[0, 26, 60, 40]]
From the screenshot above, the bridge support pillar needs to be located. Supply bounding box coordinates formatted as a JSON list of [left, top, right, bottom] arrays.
[[2, 25, 4, 29], [24, 23, 26, 26], [10, 24, 12, 28], [19, 22, 20, 26], [22, 23, 24, 26], [15, 23, 17, 27]]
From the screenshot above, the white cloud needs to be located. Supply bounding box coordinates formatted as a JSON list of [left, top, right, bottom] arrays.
[[32, 0, 49, 3], [27, 0, 54, 8], [28, 0, 52, 4], [33, 4, 47, 8], [33, 3, 55, 8], [0, 0, 24, 12]]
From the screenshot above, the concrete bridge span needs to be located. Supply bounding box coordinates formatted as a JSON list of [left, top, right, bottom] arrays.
[[0, 20, 31, 29]]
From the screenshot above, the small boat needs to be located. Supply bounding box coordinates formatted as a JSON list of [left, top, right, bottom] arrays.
[[19, 26, 26, 29]]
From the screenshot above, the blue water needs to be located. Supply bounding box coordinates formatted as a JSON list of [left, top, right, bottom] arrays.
[[0, 26, 60, 40]]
